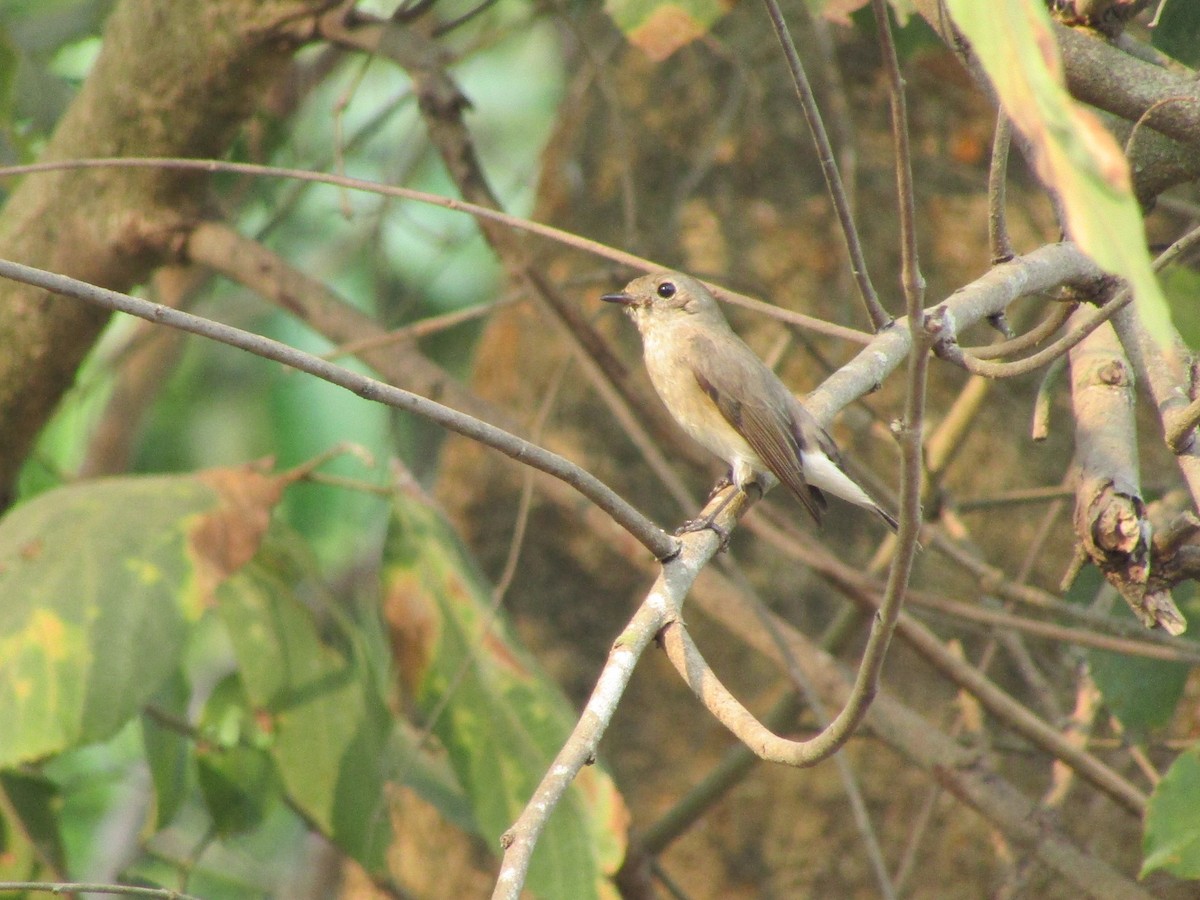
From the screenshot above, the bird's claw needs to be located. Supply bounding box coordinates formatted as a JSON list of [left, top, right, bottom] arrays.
[[675, 516, 731, 551]]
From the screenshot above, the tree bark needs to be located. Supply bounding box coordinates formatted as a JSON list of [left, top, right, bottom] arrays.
[[0, 0, 328, 506]]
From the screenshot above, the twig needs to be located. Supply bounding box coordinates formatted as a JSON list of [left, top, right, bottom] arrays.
[[988, 112, 1014, 263], [1031, 355, 1067, 441], [956, 485, 1076, 511], [0, 257, 678, 561], [939, 221, 1200, 381], [739, 509, 1149, 814], [905, 590, 1200, 664], [862, 0, 926, 743], [1042, 675, 1102, 808], [727, 563, 897, 900], [492, 357, 569, 603], [927, 528, 1197, 648], [804, 243, 1105, 426], [762, 0, 892, 330], [0, 156, 872, 345], [932, 290, 1128, 378], [965, 300, 1075, 360], [0, 884, 203, 900], [320, 296, 515, 360]]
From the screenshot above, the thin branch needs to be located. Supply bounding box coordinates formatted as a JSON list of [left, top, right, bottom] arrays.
[[965, 299, 1075, 360], [1032, 355, 1067, 441], [1042, 675, 1102, 809], [0, 884, 203, 900], [1167, 394, 1200, 452], [493, 524, 725, 900], [856, 0, 926, 743], [931, 289, 1128, 378], [742, 512, 1150, 814], [939, 221, 1200, 380], [761, 0, 892, 330], [905, 589, 1199, 664], [320, 296, 515, 360], [926, 525, 1198, 648], [493, 354, 568, 604], [0, 157, 871, 345], [988, 112, 1014, 263], [956, 485, 1077, 511], [0, 257, 678, 561], [726, 563, 897, 900]]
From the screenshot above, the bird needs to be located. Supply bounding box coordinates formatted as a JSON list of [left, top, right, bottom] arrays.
[[601, 272, 899, 537]]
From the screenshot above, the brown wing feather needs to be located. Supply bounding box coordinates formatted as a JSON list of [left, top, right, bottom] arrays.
[[690, 335, 826, 523]]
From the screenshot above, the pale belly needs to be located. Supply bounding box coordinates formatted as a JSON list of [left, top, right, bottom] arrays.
[[642, 330, 772, 491]]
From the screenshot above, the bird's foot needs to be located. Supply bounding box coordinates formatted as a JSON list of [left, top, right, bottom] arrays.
[[676, 515, 731, 552]]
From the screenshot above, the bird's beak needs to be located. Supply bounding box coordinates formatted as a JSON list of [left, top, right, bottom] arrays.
[[601, 291, 636, 307]]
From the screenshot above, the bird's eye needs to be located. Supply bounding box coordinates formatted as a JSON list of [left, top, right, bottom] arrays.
[[657, 281, 677, 299]]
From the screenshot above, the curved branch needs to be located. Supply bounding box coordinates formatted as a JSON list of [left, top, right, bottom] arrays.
[[966, 299, 1075, 360], [685, 566, 1154, 898]]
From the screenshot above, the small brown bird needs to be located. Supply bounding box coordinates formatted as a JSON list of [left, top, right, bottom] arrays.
[[602, 272, 899, 533]]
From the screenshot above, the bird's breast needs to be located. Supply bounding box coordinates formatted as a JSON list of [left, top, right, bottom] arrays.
[[641, 327, 761, 467]]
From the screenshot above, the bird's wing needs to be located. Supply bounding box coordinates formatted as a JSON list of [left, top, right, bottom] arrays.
[[689, 333, 826, 523]]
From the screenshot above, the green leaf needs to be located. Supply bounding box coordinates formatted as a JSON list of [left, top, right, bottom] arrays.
[[0, 465, 284, 767], [141, 669, 192, 830], [1152, 0, 1200, 67], [1143, 746, 1200, 878], [194, 672, 280, 837], [0, 770, 67, 879], [1089, 583, 1196, 732], [943, 0, 1176, 347], [1087, 645, 1188, 734], [217, 543, 395, 875], [196, 743, 278, 838], [604, 0, 733, 61], [382, 490, 627, 900]]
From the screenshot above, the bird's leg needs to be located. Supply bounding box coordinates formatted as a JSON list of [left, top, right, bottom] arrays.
[[703, 471, 734, 502]]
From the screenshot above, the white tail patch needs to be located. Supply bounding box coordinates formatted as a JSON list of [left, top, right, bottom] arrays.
[[800, 450, 875, 509]]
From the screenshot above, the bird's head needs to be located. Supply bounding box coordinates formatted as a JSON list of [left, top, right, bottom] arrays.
[[601, 272, 725, 335]]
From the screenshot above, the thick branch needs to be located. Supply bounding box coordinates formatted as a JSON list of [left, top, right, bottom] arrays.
[[0, 0, 329, 506], [806, 243, 1104, 426]]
